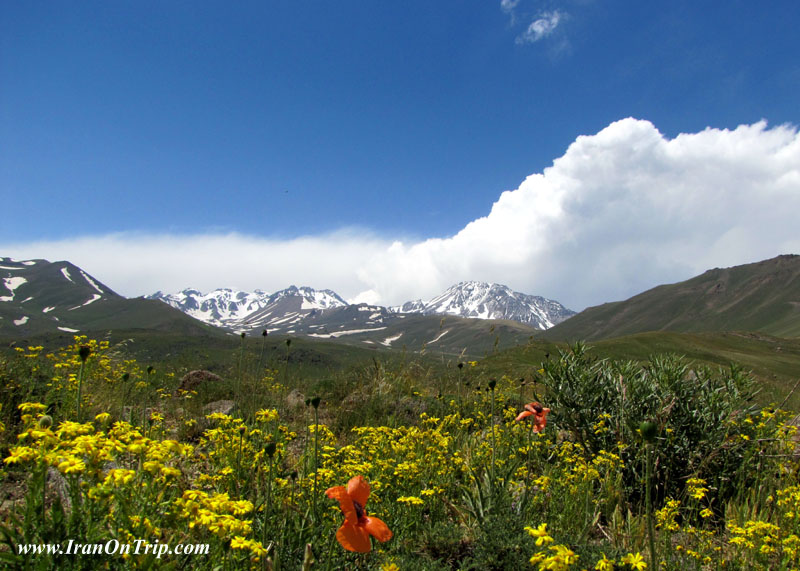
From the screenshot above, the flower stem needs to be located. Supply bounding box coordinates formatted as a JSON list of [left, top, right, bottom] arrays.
[[76, 360, 85, 423], [645, 442, 657, 571], [311, 399, 320, 521], [489, 380, 497, 480]]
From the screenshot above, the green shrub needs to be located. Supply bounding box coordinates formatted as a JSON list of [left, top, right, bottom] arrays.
[[540, 343, 774, 506]]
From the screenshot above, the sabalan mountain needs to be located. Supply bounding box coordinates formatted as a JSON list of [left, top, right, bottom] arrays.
[[542, 254, 800, 341], [0, 257, 221, 338], [395, 281, 575, 329], [149, 281, 574, 335]]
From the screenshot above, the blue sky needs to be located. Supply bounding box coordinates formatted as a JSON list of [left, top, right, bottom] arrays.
[[2, 1, 800, 310]]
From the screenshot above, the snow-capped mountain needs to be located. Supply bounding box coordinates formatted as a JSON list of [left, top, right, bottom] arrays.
[[148, 288, 271, 329], [151, 281, 573, 334], [394, 281, 575, 329], [264, 286, 347, 310], [147, 286, 347, 331]]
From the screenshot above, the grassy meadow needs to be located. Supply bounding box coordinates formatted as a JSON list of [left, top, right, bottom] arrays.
[[1, 334, 799, 570]]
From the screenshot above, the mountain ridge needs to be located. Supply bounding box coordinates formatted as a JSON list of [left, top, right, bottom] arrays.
[[2, 258, 547, 357], [149, 281, 575, 334], [541, 254, 800, 341]]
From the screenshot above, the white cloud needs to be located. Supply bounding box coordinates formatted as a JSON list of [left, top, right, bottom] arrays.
[[3, 118, 799, 312], [516, 10, 564, 44], [0, 231, 392, 303], [500, 0, 520, 14], [353, 118, 800, 310]]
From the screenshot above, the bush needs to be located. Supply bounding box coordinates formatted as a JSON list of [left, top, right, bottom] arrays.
[[540, 343, 772, 505]]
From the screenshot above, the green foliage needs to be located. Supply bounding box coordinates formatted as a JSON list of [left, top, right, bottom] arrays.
[[540, 343, 777, 505]]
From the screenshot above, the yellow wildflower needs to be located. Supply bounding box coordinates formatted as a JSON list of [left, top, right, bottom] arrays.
[[620, 552, 646, 570], [525, 523, 554, 546]]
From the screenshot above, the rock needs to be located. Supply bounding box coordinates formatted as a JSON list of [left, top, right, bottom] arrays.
[[203, 400, 235, 416], [177, 370, 223, 394], [286, 389, 306, 409]]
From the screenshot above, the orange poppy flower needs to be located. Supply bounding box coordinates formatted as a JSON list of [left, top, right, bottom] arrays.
[[515, 402, 550, 432], [325, 475, 392, 553]]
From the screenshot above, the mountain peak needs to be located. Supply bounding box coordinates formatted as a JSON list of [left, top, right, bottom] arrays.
[[149, 285, 349, 330], [1, 257, 126, 336], [399, 282, 574, 329]]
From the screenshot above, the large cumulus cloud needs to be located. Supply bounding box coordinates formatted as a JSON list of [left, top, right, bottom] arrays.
[[4, 118, 799, 310], [355, 118, 800, 309]]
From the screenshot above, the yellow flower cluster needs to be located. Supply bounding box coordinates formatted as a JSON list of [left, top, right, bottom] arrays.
[[175, 490, 254, 539], [528, 544, 578, 570]]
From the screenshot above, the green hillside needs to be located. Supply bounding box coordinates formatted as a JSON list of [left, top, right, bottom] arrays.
[[317, 313, 538, 359], [481, 330, 800, 409], [542, 254, 800, 341], [1, 258, 222, 338]]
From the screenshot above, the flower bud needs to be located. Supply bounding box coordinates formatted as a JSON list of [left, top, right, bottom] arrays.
[[640, 421, 658, 443]]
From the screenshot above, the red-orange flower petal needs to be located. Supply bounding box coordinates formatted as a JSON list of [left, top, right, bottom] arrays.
[[328, 475, 392, 553], [336, 523, 372, 553], [346, 475, 371, 509], [363, 516, 392, 543], [517, 402, 551, 432], [326, 486, 358, 525], [533, 408, 550, 433]]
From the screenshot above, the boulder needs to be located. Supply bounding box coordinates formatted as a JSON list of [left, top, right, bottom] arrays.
[[177, 370, 223, 394], [203, 400, 235, 416]]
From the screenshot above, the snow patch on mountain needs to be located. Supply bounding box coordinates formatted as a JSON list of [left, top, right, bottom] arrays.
[[80, 270, 105, 294], [83, 294, 102, 306], [1, 277, 27, 302], [381, 333, 403, 346], [308, 327, 387, 338], [428, 330, 450, 344]]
